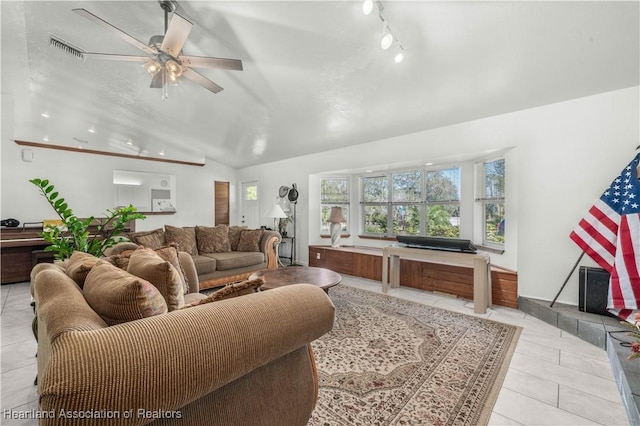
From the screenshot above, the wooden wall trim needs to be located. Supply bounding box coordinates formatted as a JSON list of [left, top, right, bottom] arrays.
[[15, 140, 205, 167]]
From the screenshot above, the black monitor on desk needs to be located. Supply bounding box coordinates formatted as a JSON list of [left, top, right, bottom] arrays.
[[395, 235, 477, 253]]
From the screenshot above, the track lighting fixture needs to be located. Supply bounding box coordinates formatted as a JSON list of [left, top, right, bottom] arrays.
[[380, 25, 393, 50], [362, 0, 374, 15], [363, 0, 406, 63]]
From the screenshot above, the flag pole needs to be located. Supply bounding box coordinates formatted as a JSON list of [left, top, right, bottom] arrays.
[[549, 251, 585, 308]]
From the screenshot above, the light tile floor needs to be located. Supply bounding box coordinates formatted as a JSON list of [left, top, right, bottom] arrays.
[[0, 276, 631, 425]]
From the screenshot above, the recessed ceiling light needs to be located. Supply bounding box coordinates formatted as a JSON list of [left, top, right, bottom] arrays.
[[88, 128, 95, 133], [159, 151, 165, 156], [425, 162, 434, 166], [126, 140, 134, 146], [43, 136, 49, 142], [41, 113, 50, 118], [366, 169, 373, 173]]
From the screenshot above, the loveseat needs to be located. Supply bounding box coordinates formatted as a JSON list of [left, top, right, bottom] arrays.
[[30, 248, 335, 426], [127, 225, 281, 290]]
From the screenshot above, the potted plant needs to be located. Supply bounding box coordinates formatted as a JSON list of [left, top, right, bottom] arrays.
[[30, 178, 146, 260]]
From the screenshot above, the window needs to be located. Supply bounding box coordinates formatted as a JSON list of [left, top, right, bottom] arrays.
[[479, 158, 505, 246], [360, 167, 460, 237], [425, 168, 460, 237], [320, 177, 349, 234], [244, 183, 258, 201]]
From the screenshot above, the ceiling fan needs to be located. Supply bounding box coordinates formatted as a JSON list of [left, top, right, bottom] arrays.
[[69, 0, 242, 99]]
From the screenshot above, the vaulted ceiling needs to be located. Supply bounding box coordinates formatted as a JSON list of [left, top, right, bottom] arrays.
[[2, 1, 638, 168]]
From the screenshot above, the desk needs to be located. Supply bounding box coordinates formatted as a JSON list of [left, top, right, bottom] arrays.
[[382, 245, 491, 314]]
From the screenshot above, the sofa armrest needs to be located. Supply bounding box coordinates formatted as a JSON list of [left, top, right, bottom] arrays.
[[260, 230, 281, 269], [38, 284, 335, 423], [178, 251, 200, 293]]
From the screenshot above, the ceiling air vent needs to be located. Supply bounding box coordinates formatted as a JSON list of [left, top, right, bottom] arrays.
[[49, 35, 85, 61]]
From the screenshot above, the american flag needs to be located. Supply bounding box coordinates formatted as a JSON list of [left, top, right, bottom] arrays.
[[569, 153, 640, 321]]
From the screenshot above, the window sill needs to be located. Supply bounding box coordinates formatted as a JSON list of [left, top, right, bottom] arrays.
[[358, 235, 397, 241], [476, 244, 505, 254], [320, 234, 351, 238]]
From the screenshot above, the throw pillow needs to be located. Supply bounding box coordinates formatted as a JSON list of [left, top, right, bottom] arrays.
[[83, 260, 168, 326], [129, 228, 166, 250], [228, 226, 247, 251], [66, 251, 100, 288], [195, 225, 230, 253], [182, 277, 264, 308], [154, 244, 189, 295], [165, 225, 198, 256], [236, 229, 264, 252], [127, 248, 185, 311]]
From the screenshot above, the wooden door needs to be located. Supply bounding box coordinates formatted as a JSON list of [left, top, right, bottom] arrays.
[[215, 181, 230, 225]]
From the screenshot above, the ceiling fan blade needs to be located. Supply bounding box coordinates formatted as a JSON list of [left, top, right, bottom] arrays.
[[160, 13, 193, 57], [182, 68, 223, 94], [84, 53, 149, 62], [72, 8, 158, 55], [179, 55, 243, 71], [150, 70, 164, 89]]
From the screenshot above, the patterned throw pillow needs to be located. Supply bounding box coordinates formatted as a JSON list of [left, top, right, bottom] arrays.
[[236, 229, 264, 252], [154, 244, 189, 294], [165, 225, 198, 256], [181, 277, 264, 308], [66, 251, 101, 288], [228, 226, 248, 251], [129, 228, 166, 250], [127, 248, 185, 311], [83, 260, 168, 326], [195, 225, 230, 253]]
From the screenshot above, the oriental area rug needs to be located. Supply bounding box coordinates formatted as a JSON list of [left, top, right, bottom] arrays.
[[308, 285, 521, 426]]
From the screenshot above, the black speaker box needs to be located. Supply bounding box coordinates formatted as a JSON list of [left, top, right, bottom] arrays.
[[578, 266, 615, 317]]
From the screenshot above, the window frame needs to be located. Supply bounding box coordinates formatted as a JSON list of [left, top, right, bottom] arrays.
[[320, 176, 350, 234], [476, 157, 505, 249], [359, 166, 461, 238]]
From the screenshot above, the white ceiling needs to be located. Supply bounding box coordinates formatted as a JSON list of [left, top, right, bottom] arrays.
[[2, 1, 639, 168]]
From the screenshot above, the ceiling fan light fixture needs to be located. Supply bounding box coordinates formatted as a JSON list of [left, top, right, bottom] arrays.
[[143, 59, 161, 77], [165, 59, 183, 78]]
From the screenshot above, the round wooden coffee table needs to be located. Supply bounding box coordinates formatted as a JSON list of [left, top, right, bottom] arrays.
[[249, 266, 341, 292]]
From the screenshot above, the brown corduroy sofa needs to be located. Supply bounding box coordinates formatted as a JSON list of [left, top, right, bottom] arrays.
[[31, 260, 335, 425]]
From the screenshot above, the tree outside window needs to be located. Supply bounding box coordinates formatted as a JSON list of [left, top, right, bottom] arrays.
[[425, 168, 460, 237]]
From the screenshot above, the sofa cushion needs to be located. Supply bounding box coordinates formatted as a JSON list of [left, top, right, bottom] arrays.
[[127, 248, 185, 311], [154, 244, 189, 294], [129, 228, 166, 250], [237, 229, 264, 252], [66, 251, 100, 288], [165, 225, 198, 256], [83, 260, 168, 326], [196, 225, 230, 253], [192, 255, 217, 275], [228, 225, 248, 251], [202, 251, 264, 271], [103, 253, 131, 270], [182, 277, 264, 308]]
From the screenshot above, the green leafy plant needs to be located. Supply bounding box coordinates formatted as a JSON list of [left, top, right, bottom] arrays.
[[30, 178, 146, 260]]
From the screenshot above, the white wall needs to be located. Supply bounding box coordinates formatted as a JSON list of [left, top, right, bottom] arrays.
[[0, 135, 238, 232], [237, 86, 639, 305]]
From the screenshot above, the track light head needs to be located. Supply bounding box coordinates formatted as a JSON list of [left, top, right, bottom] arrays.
[[380, 26, 393, 50], [362, 0, 374, 15]]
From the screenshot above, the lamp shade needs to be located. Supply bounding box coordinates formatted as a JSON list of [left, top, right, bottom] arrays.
[[264, 204, 288, 219], [327, 206, 346, 223]]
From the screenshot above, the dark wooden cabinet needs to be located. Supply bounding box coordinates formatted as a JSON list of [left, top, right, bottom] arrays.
[[308, 245, 518, 308]]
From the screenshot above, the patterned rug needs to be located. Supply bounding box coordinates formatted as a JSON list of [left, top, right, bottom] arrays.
[[308, 285, 521, 426]]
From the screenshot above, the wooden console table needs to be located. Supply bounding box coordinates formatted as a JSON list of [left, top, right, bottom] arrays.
[[382, 245, 492, 314]]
